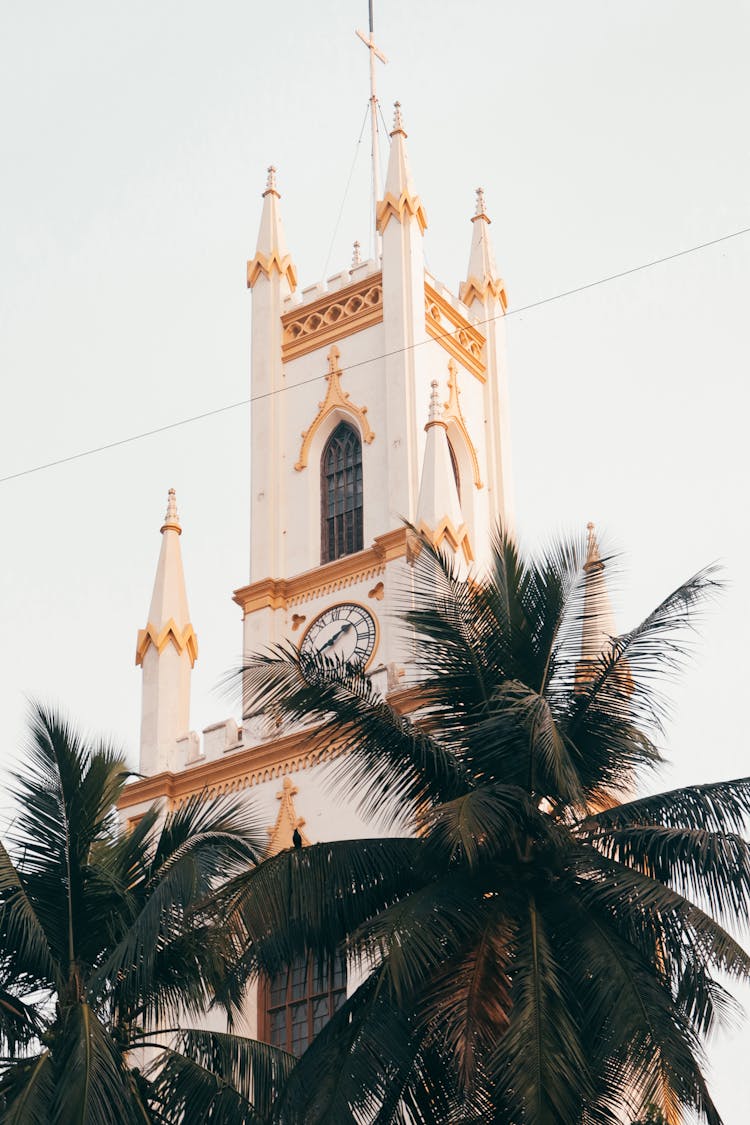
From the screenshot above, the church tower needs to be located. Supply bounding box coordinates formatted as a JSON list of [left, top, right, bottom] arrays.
[[234, 103, 513, 719], [122, 102, 513, 799], [119, 90, 515, 1050]]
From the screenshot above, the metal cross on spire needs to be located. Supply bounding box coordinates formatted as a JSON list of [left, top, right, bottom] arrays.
[[356, 1, 387, 258]]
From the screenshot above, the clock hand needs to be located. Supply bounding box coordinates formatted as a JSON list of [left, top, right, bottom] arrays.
[[319, 622, 354, 652]]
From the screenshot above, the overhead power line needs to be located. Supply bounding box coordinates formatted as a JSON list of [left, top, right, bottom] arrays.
[[1, 223, 748, 488]]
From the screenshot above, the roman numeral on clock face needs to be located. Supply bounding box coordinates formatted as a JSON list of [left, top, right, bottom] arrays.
[[299, 603, 377, 666]]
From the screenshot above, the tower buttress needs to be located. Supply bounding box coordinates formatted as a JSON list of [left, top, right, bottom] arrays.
[[460, 188, 514, 532], [378, 103, 430, 522], [247, 167, 297, 582], [136, 490, 198, 775]]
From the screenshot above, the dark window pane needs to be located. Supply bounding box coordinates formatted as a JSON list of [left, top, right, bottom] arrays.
[[333, 953, 346, 990], [270, 971, 287, 1006], [333, 989, 347, 1011], [321, 422, 364, 563], [291, 1002, 309, 1055], [291, 958, 307, 1000], [264, 954, 347, 1054], [270, 1008, 286, 1048], [312, 996, 330, 1034]]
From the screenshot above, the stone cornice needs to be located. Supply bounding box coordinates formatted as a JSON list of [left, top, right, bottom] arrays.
[[117, 723, 333, 811], [424, 283, 485, 382], [281, 274, 383, 362], [233, 527, 409, 615], [135, 620, 198, 667]]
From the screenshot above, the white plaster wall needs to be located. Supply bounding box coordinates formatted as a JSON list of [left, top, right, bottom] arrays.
[[241, 555, 417, 734], [139, 643, 191, 774]]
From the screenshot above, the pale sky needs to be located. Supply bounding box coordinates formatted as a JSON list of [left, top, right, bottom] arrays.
[[1, 2, 748, 1119]]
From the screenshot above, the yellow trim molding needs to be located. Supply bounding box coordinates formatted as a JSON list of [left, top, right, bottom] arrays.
[[233, 527, 408, 615], [117, 724, 336, 811], [282, 274, 383, 362], [117, 679, 433, 814], [266, 776, 310, 857], [443, 358, 483, 490], [414, 517, 474, 563], [459, 275, 508, 311], [294, 345, 375, 472], [424, 283, 485, 382], [135, 620, 198, 667], [247, 250, 298, 292], [376, 190, 428, 235]]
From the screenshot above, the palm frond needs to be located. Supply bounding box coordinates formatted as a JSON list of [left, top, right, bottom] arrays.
[[239, 645, 470, 825], [0, 1051, 55, 1125], [0, 840, 61, 991], [567, 565, 722, 738], [489, 893, 593, 1125], [51, 1002, 134, 1125], [90, 793, 263, 1023], [585, 777, 750, 835], [584, 823, 750, 925], [151, 1029, 295, 1124], [422, 784, 531, 868], [220, 837, 426, 990]]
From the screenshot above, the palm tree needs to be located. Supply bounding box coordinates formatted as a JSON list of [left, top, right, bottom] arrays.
[[229, 527, 750, 1125], [0, 703, 296, 1124]]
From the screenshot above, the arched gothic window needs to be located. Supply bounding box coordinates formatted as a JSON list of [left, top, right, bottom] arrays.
[[321, 421, 363, 563]]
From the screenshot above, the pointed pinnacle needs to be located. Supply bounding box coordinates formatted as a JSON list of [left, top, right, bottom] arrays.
[[351, 240, 362, 269], [263, 165, 279, 197], [161, 488, 182, 534], [472, 186, 491, 224], [584, 521, 602, 571], [391, 101, 406, 136], [427, 380, 442, 424]]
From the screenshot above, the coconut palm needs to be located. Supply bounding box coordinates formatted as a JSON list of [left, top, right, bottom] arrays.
[[0, 703, 296, 1124], [229, 527, 750, 1125]]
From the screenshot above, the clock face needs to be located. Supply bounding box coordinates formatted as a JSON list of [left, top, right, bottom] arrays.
[[299, 603, 377, 667]]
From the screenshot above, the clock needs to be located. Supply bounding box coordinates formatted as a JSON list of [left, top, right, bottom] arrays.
[[299, 603, 377, 667]]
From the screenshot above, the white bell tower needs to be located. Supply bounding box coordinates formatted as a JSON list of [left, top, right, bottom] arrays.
[[234, 102, 514, 712]]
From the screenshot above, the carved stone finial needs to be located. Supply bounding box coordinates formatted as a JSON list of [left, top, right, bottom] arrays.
[[294, 346, 375, 471], [475, 187, 487, 218], [327, 344, 341, 374], [160, 488, 181, 534], [391, 100, 405, 135], [351, 240, 362, 269], [584, 522, 603, 572], [265, 774, 310, 857], [427, 380, 442, 424], [263, 165, 279, 197]]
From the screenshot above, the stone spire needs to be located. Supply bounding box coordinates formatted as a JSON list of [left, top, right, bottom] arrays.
[[376, 102, 427, 235], [457, 186, 514, 535], [351, 240, 362, 270], [415, 381, 472, 562], [136, 489, 198, 775], [576, 522, 618, 682], [247, 166, 297, 582], [460, 187, 507, 310], [246, 165, 297, 292]]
